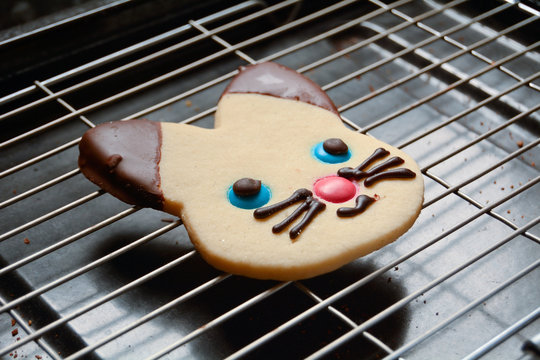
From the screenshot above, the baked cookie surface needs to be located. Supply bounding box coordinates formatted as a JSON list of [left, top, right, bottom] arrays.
[[79, 62, 424, 280]]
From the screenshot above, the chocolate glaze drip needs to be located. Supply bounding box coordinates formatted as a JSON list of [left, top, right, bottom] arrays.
[[364, 168, 416, 187], [222, 62, 339, 115], [106, 154, 123, 171], [78, 119, 164, 209], [254, 188, 312, 219], [337, 195, 375, 218], [338, 148, 389, 179]]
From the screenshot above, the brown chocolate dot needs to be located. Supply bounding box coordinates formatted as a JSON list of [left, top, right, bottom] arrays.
[[323, 138, 348, 155], [233, 178, 261, 197]]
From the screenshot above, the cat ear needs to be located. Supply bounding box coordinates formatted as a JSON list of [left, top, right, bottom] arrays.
[[78, 119, 214, 210], [79, 119, 164, 209], [215, 62, 340, 128], [79, 119, 215, 210]]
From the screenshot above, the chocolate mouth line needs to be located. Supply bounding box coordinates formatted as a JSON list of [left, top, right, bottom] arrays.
[[336, 194, 376, 218]]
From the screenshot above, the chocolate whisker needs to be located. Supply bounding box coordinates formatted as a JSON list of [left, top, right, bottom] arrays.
[[254, 189, 326, 240], [272, 200, 311, 233], [356, 147, 390, 171], [360, 156, 404, 178], [334, 148, 417, 218], [254, 188, 311, 219], [290, 198, 326, 240], [338, 147, 416, 190], [338, 148, 389, 179], [337, 195, 375, 217], [364, 168, 416, 187]]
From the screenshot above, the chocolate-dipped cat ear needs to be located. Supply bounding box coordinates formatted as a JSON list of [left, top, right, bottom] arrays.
[[78, 119, 164, 209], [221, 62, 339, 115]]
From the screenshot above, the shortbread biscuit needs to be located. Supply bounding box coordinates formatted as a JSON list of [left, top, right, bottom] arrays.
[[79, 62, 424, 280]]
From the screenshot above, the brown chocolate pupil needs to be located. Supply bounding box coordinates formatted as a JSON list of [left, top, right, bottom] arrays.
[[233, 178, 262, 197], [323, 138, 348, 155]]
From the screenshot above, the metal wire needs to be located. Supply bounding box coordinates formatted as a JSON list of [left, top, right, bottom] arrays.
[[144, 282, 292, 360], [0, 0, 358, 148], [226, 176, 540, 359], [461, 307, 540, 360], [388, 288, 540, 360], [0, 0, 265, 106], [1, 0, 538, 358], [307, 214, 540, 359]]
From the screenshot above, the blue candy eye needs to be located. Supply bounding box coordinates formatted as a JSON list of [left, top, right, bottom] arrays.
[[312, 139, 351, 164], [228, 178, 271, 209]]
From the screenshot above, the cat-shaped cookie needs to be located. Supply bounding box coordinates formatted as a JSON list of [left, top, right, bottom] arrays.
[[79, 62, 424, 280]]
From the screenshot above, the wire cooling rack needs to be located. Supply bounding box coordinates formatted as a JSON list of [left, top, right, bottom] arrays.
[[0, 0, 539, 359]]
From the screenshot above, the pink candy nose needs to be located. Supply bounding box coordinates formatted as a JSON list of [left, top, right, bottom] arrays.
[[313, 176, 357, 203]]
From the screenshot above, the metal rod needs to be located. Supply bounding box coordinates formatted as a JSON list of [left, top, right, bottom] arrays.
[[421, 103, 540, 171], [396, 72, 540, 149], [383, 266, 540, 360], [336, 22, 539, 117], [0, 0, 353, 145], [189, 20, 257, 65], [0, 0, 265, 106], [34, 81, 95, 128], [423, 138, 540, 209], [308, 216, 540, 359], [0, 168, 81, 209], [145, 282, 291, 360], [0, 190, 102, 242], [65, 274, 232, 360], [389, 2, 536, 87], [0, 207, 139, 277], [0, 0, 436, 178], [0, 294, 61, 360], [0, 221, 181, 314], [0, 138, 80, 179], [294, 281, 396, 354], [225, 176, 540, 359], [0, 0, 131, 48], [0, 246, 195, 357], [462, 307, 540, 360]]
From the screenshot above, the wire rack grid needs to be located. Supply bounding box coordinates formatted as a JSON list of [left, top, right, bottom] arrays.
[[0, 0, 539, 359]]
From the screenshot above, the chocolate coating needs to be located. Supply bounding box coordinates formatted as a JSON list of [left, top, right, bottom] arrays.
[[233, 178, 262, 197], [222, 62, 339, 115], [106, 154, 123, 171], [78, 119, 164, 209], [254, 188, 312, 219], [364, 168, 416, 187], [289, 198, 326, 240], [337, 195, 375, 217], [338, 148, 389, 179], [323, 138, 348, 155]]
